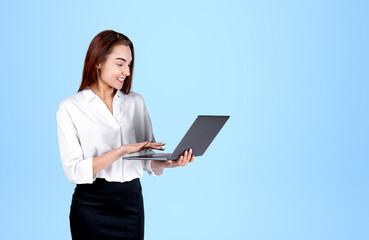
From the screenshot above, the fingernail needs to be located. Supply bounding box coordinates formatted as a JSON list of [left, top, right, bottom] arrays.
[[185, 150, 188, 154]]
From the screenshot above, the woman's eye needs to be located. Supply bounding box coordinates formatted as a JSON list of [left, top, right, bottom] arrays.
[[117, 64, 123, 67]]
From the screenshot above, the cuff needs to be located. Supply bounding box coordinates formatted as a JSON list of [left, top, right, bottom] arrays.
[[81, 157, 94, 183], [144, 160, 164, 176]]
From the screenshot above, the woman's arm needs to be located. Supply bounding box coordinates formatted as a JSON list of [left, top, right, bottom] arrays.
[[93, 141, 165, 175], [92, 145, 127, 175]]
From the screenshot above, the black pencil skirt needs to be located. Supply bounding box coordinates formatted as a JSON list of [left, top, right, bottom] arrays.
[[69, 178, 144, 240]]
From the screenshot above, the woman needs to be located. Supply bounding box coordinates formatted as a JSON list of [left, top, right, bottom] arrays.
[[56, 30, 194, 240]]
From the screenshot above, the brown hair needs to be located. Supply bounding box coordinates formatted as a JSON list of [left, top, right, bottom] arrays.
[[77, 30, 135, 94]]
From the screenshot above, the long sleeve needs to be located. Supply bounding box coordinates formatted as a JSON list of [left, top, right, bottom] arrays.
[[56, 109, 94, 184]]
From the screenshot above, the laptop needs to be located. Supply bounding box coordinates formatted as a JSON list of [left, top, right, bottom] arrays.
[[122, 115, 230, 160]]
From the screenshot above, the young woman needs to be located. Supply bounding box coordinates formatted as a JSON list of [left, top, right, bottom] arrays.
[[56, 30, 194, 240]]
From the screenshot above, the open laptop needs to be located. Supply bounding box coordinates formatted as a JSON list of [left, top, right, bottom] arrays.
[[122, 115, 230, 160]]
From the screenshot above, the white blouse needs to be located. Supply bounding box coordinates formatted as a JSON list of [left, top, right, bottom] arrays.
[[56, 86, 164, 184]]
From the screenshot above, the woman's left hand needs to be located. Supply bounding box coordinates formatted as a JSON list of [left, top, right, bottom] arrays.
[[151, 148, 195, 169]]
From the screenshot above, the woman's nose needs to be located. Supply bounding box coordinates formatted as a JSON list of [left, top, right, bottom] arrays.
[[123, 66, 130, 77]]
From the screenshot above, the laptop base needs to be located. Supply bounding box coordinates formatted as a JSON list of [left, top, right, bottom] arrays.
[[122, 153, 172, 161]]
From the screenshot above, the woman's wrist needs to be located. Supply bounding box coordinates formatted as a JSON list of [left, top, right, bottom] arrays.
[[151, 160, 167, 170], [119, 144, 129, 156]]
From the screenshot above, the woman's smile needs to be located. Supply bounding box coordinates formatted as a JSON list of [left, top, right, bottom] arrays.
[[117, 77, 125, 84]]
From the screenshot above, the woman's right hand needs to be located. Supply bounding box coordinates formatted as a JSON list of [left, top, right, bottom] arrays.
[[124, 141, 165, 154]]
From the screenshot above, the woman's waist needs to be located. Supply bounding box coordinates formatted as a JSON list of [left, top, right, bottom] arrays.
[[74, 177, 142, 198]]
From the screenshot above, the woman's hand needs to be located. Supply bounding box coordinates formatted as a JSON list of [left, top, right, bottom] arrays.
[[151, 149, 195, 169], [124, 141, 165, 154], [167, 148, 195, 167]]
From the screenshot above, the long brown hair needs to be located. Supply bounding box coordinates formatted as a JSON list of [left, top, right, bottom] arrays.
[[77, 30, 135, 94]]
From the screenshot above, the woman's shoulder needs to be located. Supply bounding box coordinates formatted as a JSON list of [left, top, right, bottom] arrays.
[[57, 91, 85, 113], [125, 91, 145, 102], [126, 90, 142, 98]]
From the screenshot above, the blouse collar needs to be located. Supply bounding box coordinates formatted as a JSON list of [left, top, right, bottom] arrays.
[[83, 86, 126, 103]]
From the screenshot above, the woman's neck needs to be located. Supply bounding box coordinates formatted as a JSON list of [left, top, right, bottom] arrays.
[[90, 82, 116, 102]]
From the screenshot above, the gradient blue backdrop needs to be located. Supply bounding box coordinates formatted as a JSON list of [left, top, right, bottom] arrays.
[[1, 0, 368, 239]]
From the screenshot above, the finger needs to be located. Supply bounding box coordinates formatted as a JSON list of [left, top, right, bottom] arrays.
[[186, 149, 193, 162], [147, 143, 165, 149], [152, 146, 165, 150], [182, 159, 189, 166], [148, 142, 164, 146], [153, 143, 166, 150], [177, 155, 183, 166], [155, 142, 166, 146], [179, 152, 186, 166], [187, 148, 194, 163], [181, 159, 188, 166], [181, 150, 189, 166], [183, 149, 193, 166], [147, 142, 165, 149], [153, 145, 165, 150], [185, 149, 191, 161]]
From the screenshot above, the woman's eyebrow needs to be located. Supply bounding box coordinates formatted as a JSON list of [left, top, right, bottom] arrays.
[[115, 57, 131, 63]]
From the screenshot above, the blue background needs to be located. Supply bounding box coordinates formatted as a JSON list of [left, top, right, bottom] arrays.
[[1, 0, 368, 239]]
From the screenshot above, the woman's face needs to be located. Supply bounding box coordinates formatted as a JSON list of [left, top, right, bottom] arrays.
[[96, 44, 132, 90]]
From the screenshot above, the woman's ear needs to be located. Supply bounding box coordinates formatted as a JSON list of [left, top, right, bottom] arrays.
[[96, 63, 101, 69]]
